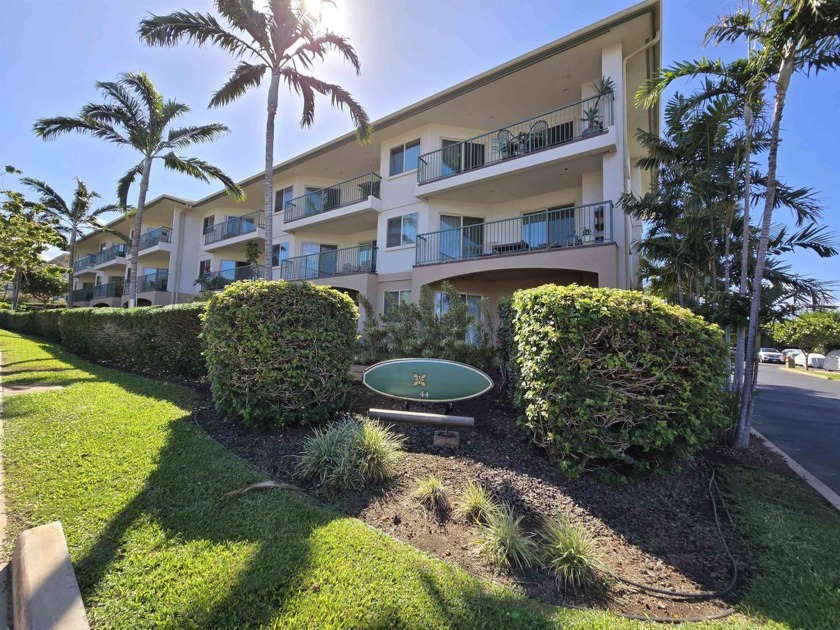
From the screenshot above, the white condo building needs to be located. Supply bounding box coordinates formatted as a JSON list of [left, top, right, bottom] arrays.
[[70, 0, 661, 325]]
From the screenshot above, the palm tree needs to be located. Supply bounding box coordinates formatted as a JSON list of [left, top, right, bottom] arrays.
[[139, 0, 372, 280], [708, 0, 840, 448], [20, 177, 119, 306], [33, 72, 244, 306]]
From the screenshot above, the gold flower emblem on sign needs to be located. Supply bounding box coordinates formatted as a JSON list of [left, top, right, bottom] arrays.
[[412, 373, 427, 387]]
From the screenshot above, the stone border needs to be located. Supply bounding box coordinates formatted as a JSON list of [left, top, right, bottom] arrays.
[[751, 429, 840, 513]]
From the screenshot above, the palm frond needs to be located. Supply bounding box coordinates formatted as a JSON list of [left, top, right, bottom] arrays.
[[162, 124, 230, 150], [159, 100, 191, 131], [19, 178, 69, 214], [117, 162, 145, 209], [33, 116, 129, 145], [292, 32, 361, 74], [159, 152, 245, 201], [216, 0, 273, 55], [209, 61, 267, 108]]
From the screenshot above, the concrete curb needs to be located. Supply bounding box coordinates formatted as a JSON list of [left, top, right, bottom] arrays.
[[12, 522, 89, 630], [751, 429, 840, 513], [776, 366, 836, 381]]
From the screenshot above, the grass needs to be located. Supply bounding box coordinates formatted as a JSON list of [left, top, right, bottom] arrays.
[[414, 474, 449, 514], [2, 329, 840, 628], [541, 513, 605, 594], [472, 503, 539, 571], [455, 480, 498, 523]]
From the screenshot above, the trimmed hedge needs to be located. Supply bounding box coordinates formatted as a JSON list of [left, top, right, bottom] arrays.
[[203, 280, 358, 429], [503, 284, 730, 477], [0, 305, 204, 378]]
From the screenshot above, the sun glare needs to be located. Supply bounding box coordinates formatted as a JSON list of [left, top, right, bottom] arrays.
[[300, 0, 345, 31]]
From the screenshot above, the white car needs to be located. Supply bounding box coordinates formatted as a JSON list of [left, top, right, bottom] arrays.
[[794, 352, 825, 369], [758, 347, 784, 363]]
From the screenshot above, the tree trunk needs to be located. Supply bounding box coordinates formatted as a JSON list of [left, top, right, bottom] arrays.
[[11, 269, 21, 311], [723, 216, 732, 389], [129, 157, 153, 307], [67, 228, 77, 308], [263, 70, 281, 281], [733, 102, 752, 396], [734, 51, 795, 449]]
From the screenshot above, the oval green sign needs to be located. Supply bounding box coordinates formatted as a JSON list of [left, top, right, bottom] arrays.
[[363, 359, 493, 403]]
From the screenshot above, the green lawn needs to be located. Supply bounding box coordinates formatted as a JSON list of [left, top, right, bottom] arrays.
[[1, 329, 838, 628]]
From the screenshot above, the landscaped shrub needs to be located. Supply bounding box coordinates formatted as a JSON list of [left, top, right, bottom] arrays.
[[58, 304, 205, 377], [0, 309, 63, 342], [297, 415, 404, 490], [357, 282, 496, 369], [503, 284, 730, 478], [472, 503, 538, 570], [203, 280, 358, 428], [455, 481, 498, 524], [540, 513, 605, 593], [414, 474, 449, 514]]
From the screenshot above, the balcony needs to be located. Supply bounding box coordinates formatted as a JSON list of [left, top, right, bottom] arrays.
[[130, 270, 169, 294], [72, 255, 96, 273], [203, 211, 264, 250], [70, 287, 93, 303], [416, 95, 615, 198], [94, 243, 127, 269], [91, 279, 124, 299], [279, 245, 377, 281], [195, 264, 265, 292], [139, 226, 173, 252], [415, 202, 613, 266], [283, 173, 382, 233]]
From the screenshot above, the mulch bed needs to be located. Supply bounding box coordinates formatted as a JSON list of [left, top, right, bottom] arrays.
[[195, 381, 791, 621]]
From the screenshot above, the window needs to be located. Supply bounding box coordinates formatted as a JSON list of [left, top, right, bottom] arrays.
[[198, 260, 211, 277], [274, 186, 294, 213], [271, 242, 289, 267], [304, 186, 323, 216], [202, 215, 215, 236], [384, 290, 411, 317], [386, 212, 418, 248], [435, 292, 484, 345], [389, 139, 421, 176], [439, 215, 484, 259], [522, 205, 575, 248]]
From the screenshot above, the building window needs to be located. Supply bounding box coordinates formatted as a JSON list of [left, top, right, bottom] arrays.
[[389, 139, 421, 176], [202, 215, 215, 236], [272, 242, 289, 267], [386, 212, 418, 248], [384, 290, 411, 317], [274, 186, 294, 213], [198, 259, 211, 277], [435, 291, 484, 345]]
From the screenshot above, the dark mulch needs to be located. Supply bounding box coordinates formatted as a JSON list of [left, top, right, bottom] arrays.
[[195, 381, 782, 620]]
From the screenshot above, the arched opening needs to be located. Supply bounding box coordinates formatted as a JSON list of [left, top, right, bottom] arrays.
[[91, 303, 110, 308]]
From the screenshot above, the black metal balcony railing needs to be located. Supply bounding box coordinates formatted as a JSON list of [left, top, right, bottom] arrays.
[[70, 287, 93, 302], [415, 201, 613, 266], [91, 279, 124, 299], [72, 255, 96, 273], [128, 270, 169, 294], [284, 173, 381, 223], [279, 245, 377, 281], [417, 94, 615, 184], [204, 211, 264, 246], [195, 264, 265, 291], [94, 243, 127, 266], [139, 226, 173, 250]]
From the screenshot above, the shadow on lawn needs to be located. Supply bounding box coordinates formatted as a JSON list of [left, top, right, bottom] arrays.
[[6, 341, 555, 628]]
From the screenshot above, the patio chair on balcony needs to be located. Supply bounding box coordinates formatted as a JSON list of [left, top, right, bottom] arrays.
[[493, 129, 515, 160], [528, 120, 549, 151]]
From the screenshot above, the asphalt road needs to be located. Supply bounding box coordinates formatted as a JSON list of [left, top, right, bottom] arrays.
[[752, 364, 840, 494]]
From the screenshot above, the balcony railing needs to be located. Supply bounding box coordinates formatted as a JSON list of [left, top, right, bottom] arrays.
[[415, 201, 613, 266], [284, 173, 381, 223], [94, 243, 127, 266], [129, 270, 169, 294], [204, 211, 264, 246], [139, 226, 173, 250], [70, 287, 93, 302], [72, 255, 96, 273], [279, 245, 377, 281], [91, 279, 124, 299], [417, 94, 615, 184], [195, 264, 265, 291]]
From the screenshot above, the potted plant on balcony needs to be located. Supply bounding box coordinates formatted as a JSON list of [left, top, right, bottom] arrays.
[[581, 227, 594, 244], [581, 77, 615, 137]]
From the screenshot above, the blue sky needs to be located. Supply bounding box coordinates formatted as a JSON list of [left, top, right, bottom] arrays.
[[1, 1, 837, 292]]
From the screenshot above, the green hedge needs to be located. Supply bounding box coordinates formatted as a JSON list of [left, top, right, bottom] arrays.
[[0, 305, 204, 378], [203, 280, 358, 429], [503, 284, 730, 478]]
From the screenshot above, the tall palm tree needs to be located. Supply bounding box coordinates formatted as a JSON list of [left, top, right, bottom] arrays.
[[139, 0, 372, 280], [708, 0, 840, 448], [20, 177, 119, 306], [33, 72, 244, 305]]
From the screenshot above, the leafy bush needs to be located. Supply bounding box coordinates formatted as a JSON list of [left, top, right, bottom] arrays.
[[455, 481, 498, 524], [0, 309, 63, 342], [503, 284, 730, 478], [297, 415, 404, 491], [357, 282, 495, 369], [414, 475, 449, 513], [472, 503, 538, 571], [203, 280, 358, 428], [541, 513, 605, 593]]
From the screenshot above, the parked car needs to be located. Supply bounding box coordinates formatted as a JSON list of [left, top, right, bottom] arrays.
[[794, 352, 825, 369], [782, 348, 801, 359], [825, 350, 840, 371], [758, 347, 784, 363]]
